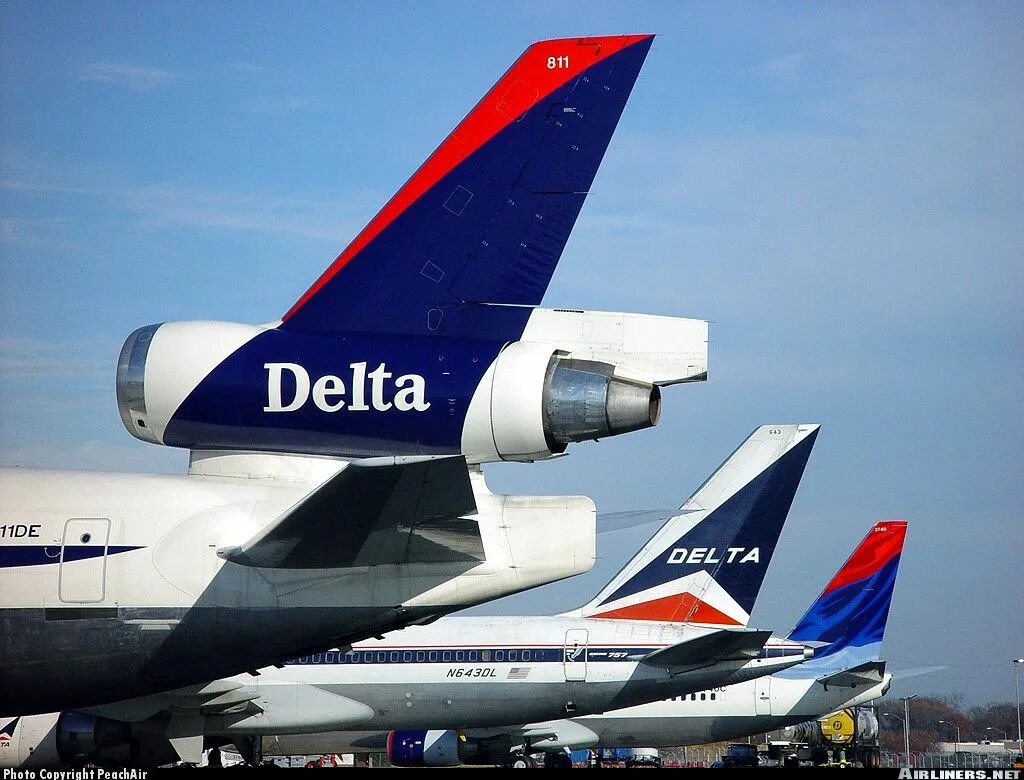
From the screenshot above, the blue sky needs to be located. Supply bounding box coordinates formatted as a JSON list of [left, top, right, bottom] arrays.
[[1, 2, 1021, 705]]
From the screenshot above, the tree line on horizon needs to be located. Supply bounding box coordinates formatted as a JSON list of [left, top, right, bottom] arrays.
[[876, 695, 1019, 753]]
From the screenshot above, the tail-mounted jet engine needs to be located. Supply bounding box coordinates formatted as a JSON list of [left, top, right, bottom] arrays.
[[116, 309, 706, 464]]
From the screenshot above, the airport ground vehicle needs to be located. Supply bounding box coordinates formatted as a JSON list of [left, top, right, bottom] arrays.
[[779, 706, 881, 767], [722, 743, 759, 768]]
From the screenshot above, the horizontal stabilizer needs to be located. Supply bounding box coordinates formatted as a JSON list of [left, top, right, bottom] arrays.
[[641, 628, 772, 668], [816, 661, 887, 689], [225, 456, 479, 568]]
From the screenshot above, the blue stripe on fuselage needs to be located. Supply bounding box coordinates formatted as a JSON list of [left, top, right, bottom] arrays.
[[283, 645, 804, 666], [0, 545, 144, 568]]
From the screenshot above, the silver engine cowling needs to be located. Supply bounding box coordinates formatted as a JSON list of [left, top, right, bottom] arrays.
[[462, 341, 661, 462]]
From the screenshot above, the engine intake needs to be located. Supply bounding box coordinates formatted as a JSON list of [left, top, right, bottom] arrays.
[[387, 730, 461, 768]]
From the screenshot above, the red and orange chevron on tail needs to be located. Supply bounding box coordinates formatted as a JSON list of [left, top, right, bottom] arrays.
[[585, 592, 742, 625]]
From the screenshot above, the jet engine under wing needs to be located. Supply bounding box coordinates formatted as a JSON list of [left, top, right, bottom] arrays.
[[640, 629, 773, 668], [225, 456, 480, 568], [816, 661, 887, 689]]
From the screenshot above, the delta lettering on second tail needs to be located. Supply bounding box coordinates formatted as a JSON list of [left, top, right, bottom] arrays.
[[0, 425, 817, 768], [115, 34, 710, 466]]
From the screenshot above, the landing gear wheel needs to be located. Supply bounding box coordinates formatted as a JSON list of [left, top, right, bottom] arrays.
[[543, 752, 573, 769], [509, 753, 536, 769]]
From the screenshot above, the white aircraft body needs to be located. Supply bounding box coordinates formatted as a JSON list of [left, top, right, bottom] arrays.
[[0, 454, 594, 722], [1, 425, 818, 767], [259, 522, 905, 768]]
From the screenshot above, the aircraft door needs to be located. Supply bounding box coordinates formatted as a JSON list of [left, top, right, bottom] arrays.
[[563, 628, 588, 681], [754, 676, 771, 716], [59, 518, 110, 603]]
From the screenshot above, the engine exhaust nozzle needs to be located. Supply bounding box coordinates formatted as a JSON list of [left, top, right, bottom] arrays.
[[542, 358, 661, 448]]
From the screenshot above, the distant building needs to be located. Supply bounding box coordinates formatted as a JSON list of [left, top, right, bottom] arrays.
[[935, 740, 1013, 755]]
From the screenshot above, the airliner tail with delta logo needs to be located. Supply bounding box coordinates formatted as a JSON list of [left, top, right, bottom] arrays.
[[781, 520, 907, 680], [114, 35, 710, 467], [573, 424, 820, 625]]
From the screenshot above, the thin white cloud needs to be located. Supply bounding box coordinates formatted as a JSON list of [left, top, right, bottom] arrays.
[[227, 61, 264, 74], [747, 51, 809, 80], [0, 439, 185, 474], [0, 163, 371, 244], [240, 94, 319, 114], [0, 337, 117, 382], [79, 62, 176, 91]]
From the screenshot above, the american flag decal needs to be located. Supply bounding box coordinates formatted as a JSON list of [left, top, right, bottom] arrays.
[[506, 667, 531, 680]]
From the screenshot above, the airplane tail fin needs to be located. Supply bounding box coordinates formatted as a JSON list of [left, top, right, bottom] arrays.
[[577, 424, 819, 625], [783, 521, 907, 676], [282, 35, 655, 339]]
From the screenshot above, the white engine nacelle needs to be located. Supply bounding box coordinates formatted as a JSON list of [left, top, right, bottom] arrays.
[[461, 341, 661, 462]]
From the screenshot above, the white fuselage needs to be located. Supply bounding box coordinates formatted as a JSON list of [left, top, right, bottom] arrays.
[[261, 669, 889, 757], [0, 463, 594, 715], [142, 613, 808, 743], [562, 672, 892, 748]]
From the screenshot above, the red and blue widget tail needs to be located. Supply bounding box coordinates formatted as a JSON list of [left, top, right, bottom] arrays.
[[784, 521, 907, 675], [281, 35, 655, 340]]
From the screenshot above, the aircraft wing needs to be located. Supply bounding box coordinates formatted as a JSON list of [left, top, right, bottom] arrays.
[[816, 660, 888, 688], [640, 629, 772, 668], [85, 679, 374, 763], [225, 455, 480, 568]]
